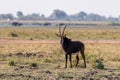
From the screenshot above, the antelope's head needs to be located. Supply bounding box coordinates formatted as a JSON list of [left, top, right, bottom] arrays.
[[56, 25, 71, 45]]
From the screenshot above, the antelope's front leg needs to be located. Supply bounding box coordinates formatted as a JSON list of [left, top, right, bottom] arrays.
[[65, 54, 68, 68], [69, 54, 72, 68]]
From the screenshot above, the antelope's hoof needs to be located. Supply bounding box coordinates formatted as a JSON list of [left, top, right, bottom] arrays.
[[70, 66, 72, 68], [64, 66, 67, 68]]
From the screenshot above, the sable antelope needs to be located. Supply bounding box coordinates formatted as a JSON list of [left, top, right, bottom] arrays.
[[56, 25, 86, 68]]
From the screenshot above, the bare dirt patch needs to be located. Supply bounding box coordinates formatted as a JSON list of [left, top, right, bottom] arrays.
[[0, 39, 58, 44], [0, 39, 120, 44]]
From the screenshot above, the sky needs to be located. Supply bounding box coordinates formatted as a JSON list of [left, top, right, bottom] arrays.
[[0, 0, 120, 17]]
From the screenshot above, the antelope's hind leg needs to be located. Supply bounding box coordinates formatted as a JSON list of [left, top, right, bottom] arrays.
[[81, 48, 86, 68], [75, 54, 79, 67]]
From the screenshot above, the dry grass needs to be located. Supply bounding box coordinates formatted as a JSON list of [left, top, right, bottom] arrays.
[[0, 26, 120, 79], [0, 42, 120, 79], [0, 27, 120, 40]]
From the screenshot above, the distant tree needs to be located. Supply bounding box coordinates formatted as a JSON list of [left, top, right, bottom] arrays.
[[17, 11, 24, 18], [86, 13, 105, 21], [16, 12, 42, 20], [31, 13, 39, 17], [0, 10, 119, 21], [76, 11, 87, 21], [0, 14, 6, 20], [31, 13, 40, 20], [0, 14, 14, 20], [41, 14, 45, 19], [119, 16, 120, 21], [6, 14, 14, 20], [107, 16, 118, 21], [49, 9, 68, 20], [22, 15, 32, 20]]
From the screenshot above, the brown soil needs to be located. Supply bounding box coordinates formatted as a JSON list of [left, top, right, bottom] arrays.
[[0, 39, 120, 44]]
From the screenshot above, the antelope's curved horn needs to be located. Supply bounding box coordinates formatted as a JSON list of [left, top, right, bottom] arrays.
[[59, 24, 62, 36], [62, 24, 67, 36]]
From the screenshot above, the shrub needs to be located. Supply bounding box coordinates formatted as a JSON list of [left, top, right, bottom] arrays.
[[8, 60, 15, 66], [11, 32, 18, 37], [43, 58, 52, 63], [29, 62, 37, 67], [91, 58, 104, 69]]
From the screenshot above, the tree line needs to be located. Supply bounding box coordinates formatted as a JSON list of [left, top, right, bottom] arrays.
[[0, 9, 120, 21]]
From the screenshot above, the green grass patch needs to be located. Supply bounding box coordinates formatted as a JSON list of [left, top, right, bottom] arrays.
[[91, 58, 104, 69], [29, 62, 38, 67], [8, 60, 15, 66], [10, 32, 19, 37], [43, 57, 52, 63]]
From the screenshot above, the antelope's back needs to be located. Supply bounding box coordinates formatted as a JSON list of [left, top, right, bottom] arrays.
[[67, 41, 84, 53]]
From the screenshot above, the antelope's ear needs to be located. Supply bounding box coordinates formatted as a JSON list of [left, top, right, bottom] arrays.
[[55, 33, 61, 37]]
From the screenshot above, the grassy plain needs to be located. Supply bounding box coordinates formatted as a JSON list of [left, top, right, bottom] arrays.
[[0, 26, 120, 79], [0, 26, 120, 40]]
